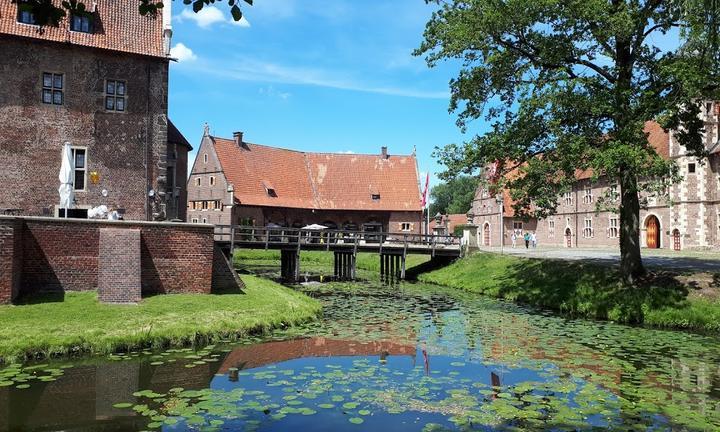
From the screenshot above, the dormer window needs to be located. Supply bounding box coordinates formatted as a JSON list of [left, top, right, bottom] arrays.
[[262, 180, 277, 197], [372, 194, 381, 201], [70, 14, 93, 33], [17, 3, 36, 25]]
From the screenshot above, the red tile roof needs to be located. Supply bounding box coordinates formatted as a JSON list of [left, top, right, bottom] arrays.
[[0, 0, 166, 58], [211, 136, 422, 212]]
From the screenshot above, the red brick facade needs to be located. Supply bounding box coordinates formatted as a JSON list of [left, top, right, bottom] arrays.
[[0, 216, 227, 304], [471, 108, 720, 250], [0, 2, 190, 221]]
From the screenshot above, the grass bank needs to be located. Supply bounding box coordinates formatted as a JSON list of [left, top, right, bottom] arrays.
[[0, 275, 321, 364], [233, 249, 430, 273], [418, 252, 720, 332]]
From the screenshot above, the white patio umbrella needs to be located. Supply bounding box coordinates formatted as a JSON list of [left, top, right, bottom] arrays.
[[58, 142, 74, 217], [302, 224, 328, 230]]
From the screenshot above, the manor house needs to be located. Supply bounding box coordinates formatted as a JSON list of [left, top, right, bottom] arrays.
[[472, 104, 720, 250]]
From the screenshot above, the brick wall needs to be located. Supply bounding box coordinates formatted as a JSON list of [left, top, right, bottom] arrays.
[[0, 216, 221, 302], [0, 218, 23, 303], [98, 228, 141, 303]]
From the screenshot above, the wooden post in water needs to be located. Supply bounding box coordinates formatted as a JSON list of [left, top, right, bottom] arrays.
[[281, 249, 300, 282]]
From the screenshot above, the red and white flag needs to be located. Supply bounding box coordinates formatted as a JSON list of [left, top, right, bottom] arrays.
[[420, 173, 430, 208]]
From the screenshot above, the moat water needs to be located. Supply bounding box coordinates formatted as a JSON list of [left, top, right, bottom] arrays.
[[2, 269, 720, 431]]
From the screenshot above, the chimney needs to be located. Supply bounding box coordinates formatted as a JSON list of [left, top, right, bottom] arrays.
[[233, 131, 244, 147], [381, 146, 388, 159]]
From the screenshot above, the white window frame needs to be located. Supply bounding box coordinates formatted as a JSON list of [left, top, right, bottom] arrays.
[[400, 222, 412, 232], [564, 191, 573, 206], [608, 216, 619, 238], [104, 79, 127, 112], [191, 218, 199, 223], [513, 221, 523, 232], [583, 187, 593, 204], [583, 218, 593, 238], [210, 176, 216, 186], [548, 219, 555, 237], [71, 146, 87, 192]]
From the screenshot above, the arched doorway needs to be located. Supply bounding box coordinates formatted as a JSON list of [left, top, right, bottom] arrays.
[[646, 215, 661, 249], [565, 228, 572, 248], [672, 229, 681, 251], [483, 223, 491, 246]]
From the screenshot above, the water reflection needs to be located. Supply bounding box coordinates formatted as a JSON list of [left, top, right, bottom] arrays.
[[2, 281, 720, 430]]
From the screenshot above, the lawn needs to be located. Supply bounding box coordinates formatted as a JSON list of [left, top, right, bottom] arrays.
[[0, 275, 321, 363], [418, 252, 720, 332]]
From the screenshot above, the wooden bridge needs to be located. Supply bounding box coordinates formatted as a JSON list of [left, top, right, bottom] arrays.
[[214, 225, 461, 282]]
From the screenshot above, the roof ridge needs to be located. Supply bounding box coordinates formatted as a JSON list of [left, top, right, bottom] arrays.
[[208, 136, 416, 158]]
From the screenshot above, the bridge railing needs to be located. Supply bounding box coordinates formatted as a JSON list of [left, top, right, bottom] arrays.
[[214, 225, 460, 251]]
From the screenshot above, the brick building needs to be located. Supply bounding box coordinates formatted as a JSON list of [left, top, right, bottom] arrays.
[[472, 105, 720, 250], [0, 0, 191, 221], [187, 129, 423, 233]]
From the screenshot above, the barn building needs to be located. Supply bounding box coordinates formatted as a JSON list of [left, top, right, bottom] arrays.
[[187, 129, 423, 234]]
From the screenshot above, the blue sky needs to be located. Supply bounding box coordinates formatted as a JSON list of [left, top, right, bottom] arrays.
[[167, 0, 471, 186]]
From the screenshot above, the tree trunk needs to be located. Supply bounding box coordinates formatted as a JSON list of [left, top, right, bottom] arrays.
[[619, 169, 645, 284]]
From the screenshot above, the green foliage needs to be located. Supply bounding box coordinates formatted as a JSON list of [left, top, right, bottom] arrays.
[[15, 0, 253, 28], [419, 252, 720, 331], [416, 0, 720, 281], [0, 275, 321, 363], [428, 175, 478, 216]]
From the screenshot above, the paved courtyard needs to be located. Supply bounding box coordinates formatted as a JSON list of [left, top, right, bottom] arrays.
[[478, 246, 720, 272]]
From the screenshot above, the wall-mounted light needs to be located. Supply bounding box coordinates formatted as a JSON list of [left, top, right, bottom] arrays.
[[89, 171, 100, 185]]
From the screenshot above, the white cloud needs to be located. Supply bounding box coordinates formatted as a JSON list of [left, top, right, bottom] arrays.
[[170, 43, 197, 62], [177, 5, 250, 28], [186, 58, 448, 99], [231, 16, 251, 27], [258, 85, 291, 100]]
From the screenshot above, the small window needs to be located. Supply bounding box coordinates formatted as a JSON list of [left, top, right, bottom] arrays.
[[70, 14, 93, 33], [17, 2, 36, 24], [583, 187, 593, 204], [202, 201, 208, 210], [191, 218, 199, 223], [583, 218, 593, 238], [372, 194, 381, 201], [513, 221, 523, 232], [71, 148, 87, 191], [400, 222, 412, 232], [105, 80, 126, 112], [203, 153, 208, 164], [42, 73, 63, 105], [209, 176, 216, 186], [214, 200, 222, 210], [548, 220, 555, 237], [688, 163, 696, 174], [195, 178, 201, 187], [609, 184, 619, 201], [609, 217, 619, 238], [202, 218, 207, 224], [563, 191, 573, 206]]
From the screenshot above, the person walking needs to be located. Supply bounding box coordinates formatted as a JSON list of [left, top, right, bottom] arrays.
[[511, 231, 517, 248], [523, 232, 530, 249], [531, 232, 537, 249]]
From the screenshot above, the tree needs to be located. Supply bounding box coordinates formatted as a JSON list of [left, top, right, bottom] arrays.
[[11, 0, 252, 28], [429, 175, 479, 216], [416, 0, 720, 284]]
